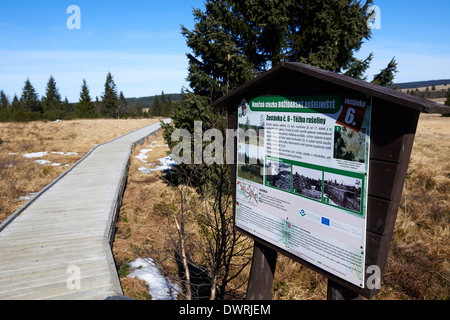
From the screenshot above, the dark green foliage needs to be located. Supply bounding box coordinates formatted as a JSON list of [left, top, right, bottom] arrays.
[[76, 79, 95, 118], [161, 92, 218, 188], [2, 93, 40, 122], [117, 91, 129, 119], [150, 91, 175, 117], [125, 93, 182, 108], [1, 81, 43, 122], [0, 90, 9, 110], [181, 0, 378, 104], [372, 57, 398, 87], [11, 95, 20, 110], [171, 0, 400, 149], [161, 1, 407, 299], [174, 0, 399, 146], [101, 72, 118, 118], [0, 72, 160, 122], [162, 92, 213, 150], [283, 0, 373, 72], [165, 95, 174, 117], [135, 101, 143, 117], [21, 78, 41, 113], [151, 95, 162, 117], [344, 53, 374, 80], [41, 75, 64, 120], [181, 1, 258, 102]]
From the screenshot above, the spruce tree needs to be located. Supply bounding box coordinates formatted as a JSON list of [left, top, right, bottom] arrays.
[[0, 90, 10, 122], [11, 95, 20, 110], [76, 79, 95, 118], [135, 100, 143, 117], [63, 97, 73, 115], [117, 91, 128, 118], [151, 95, 161, 117], [160, 91, 174, 117], [42, 75, 63, 120], [101, 72, 118, 118], [94, 96, 101, 116], [165, 95, 174, 117], [181, 0, 378, 103], [166, 1, 404, 299], [0, 90, 9, 109], [21, 78, 41, 113], [175, 0, 397, 158], [160, 91, 167, 106], [372, 57, 398, 87]]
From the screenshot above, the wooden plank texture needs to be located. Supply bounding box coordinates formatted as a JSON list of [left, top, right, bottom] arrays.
[[0, 120, 168, 300]]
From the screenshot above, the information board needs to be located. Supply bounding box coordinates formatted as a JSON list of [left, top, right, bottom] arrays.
[[235, 94, 371, 288]]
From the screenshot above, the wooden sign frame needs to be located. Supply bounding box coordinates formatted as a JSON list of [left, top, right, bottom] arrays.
[[212, 62, 449, 299]]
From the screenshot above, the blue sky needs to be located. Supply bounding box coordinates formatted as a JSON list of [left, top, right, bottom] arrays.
[[0, 0, 449, 102]]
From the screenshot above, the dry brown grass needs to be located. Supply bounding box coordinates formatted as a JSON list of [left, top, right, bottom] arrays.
[[279, 114, 449, 300], [2, 114, 447, 300], [0, 118, 158, 224], [271, 114, 449, 300], [112, 130, 181, 300], [113, 130, 174, 264], [381, 114, 449, 300], [115, 113, 449, 300]]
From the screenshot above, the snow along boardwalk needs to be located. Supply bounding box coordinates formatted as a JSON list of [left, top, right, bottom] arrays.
[[0, 120, 169, 300]]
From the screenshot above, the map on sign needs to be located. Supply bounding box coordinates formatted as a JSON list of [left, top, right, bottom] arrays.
[[237, 181, 259, 206]]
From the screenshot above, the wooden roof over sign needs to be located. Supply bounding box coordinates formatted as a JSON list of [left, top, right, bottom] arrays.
[[212, 62, 450, 115]]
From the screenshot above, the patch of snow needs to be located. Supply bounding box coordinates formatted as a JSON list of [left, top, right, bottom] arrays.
[[22, 151, 80, 166], [50, 151, 79, 156], [138, 155, 177, 174], [23, 152, 48, 159], [135, 154, 148, 163], [138, 167, 154, 174], [34, 159, 51, 165], [127, 258, 179, 300], [17, 192, 38, 201], [135, 148, 153, 163], [154, 155, 177, 171]]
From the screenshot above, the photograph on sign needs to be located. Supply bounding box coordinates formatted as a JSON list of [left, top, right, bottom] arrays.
[[235, 95, 371, 288]]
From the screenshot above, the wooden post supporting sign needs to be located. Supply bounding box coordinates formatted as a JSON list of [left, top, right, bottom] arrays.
[[246, 241, 278, 300]]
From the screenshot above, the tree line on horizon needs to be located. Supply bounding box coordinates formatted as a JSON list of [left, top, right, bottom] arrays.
[[0, 73, 175, 122]]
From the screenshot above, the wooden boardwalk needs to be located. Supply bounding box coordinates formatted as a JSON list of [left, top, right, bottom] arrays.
[[0, 120, 167, 300]]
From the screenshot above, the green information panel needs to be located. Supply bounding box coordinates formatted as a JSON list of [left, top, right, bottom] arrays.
[[235, 94, 371, 288]]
